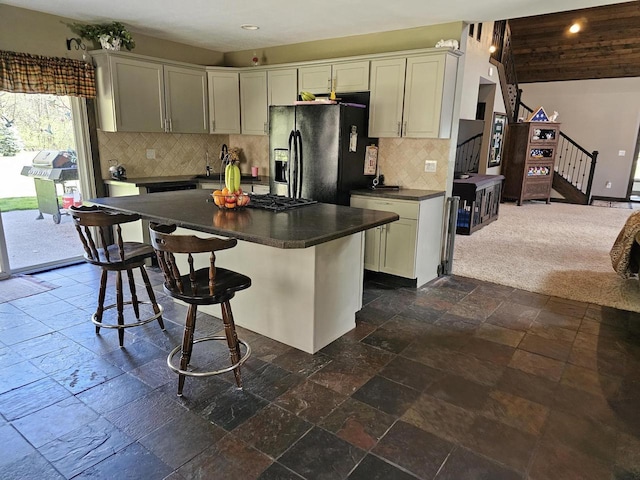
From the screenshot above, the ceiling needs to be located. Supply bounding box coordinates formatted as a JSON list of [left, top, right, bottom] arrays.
[[2, 0, 635, 53], [509, 1, 640, 82]]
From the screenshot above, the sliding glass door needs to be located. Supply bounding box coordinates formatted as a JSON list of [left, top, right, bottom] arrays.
[[0, 93, 96, 274]]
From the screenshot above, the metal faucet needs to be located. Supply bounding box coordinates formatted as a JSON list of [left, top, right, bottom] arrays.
[[205, 151, 211, 177]]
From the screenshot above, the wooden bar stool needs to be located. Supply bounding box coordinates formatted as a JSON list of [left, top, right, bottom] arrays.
[[149, 224, 251, 396], [70, 205, 164, 347]]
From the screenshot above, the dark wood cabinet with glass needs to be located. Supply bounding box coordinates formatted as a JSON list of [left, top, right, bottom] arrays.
[[502, 121, 560, 205], [453, 174, 504, 235]]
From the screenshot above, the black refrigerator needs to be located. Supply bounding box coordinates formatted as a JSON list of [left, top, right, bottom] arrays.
[[269, 103, 376, 206]]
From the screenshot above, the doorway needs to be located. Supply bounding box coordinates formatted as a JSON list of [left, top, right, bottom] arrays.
[[0, 92, 95, 275], [628, 126, 640, 202]]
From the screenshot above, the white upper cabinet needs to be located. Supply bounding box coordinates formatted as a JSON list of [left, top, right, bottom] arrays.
[[93, 52, 208, 133], [298, 65, 332, 94], [332, 62, 370, 93], [240, 70, 268, 135], [369, 51, 458, 139], [298, 61, 369, 94], [402, 54, 457, 138], [207, 69, 241, 134], [163, 65, 208, 134], [368, 58, 406, 138], [267, 68, 298, 106], [95, 55, 165, 132]]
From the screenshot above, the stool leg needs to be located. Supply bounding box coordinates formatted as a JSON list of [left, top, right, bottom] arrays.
[[126, 269, 140, 319], [95, 269, 108, 334], [178, 304, 197, 396], [139, 266, 164, 330], [116, 270, 125, 347], [221, 300, 242, 389]]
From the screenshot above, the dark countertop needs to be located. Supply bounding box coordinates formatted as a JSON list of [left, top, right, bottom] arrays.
[[104, 175, 270, 188], [350, 188, 445, 201], [453, 173, 504, 187], [89, 189, 399, 249]]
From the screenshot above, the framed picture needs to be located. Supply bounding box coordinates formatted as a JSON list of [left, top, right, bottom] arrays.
[[489, 112, 507, 167]]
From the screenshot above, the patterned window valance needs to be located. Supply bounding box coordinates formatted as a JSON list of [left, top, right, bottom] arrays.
[[0, 50, 96, 98]]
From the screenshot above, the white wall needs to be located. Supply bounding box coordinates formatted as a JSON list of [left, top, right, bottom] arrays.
[[458, 22, 505, 121], [522, 78, 640, 199]]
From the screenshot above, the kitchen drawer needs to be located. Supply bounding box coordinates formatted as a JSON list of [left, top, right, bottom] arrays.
[[350, 195, 418, 220]]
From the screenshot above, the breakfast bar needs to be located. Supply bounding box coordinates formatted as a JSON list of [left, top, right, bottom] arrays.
[[90, 189, 399, 353]]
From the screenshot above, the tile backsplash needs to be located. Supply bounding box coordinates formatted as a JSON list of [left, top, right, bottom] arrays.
[[98, 131, 449, 191], [377, 137, 451, 191], [97, 132, 270, 180]]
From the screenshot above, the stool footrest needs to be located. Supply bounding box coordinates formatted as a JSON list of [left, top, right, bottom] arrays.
[[167, 336, 251, 378], [91, 301, 164, 330]]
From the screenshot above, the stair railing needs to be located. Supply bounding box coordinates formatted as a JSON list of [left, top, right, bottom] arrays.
[[455, 133, 483, 173], [491, 20, 520, 122], [519, 101, 598, 202]]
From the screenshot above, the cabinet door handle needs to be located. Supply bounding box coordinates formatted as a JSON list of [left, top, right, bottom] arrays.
[[397, 122, 401, 137], [168, 118, 173, 132], [403, 122, 407, 135], [211, 120, 215, 132], [163, 118, 167, 132]]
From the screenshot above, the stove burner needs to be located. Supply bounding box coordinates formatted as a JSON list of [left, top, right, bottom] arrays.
[[247, 193, 317, 212]]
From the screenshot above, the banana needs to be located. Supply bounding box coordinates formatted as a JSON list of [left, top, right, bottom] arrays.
[[224, 163, 241, 192], [300, 91, 315, 101], [233, 164, 240, 192]]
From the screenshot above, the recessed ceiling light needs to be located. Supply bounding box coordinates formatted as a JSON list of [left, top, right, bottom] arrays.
[[569, 23, 581, 33], [489, 45, 497, 53], [241, 24, 259, 31]]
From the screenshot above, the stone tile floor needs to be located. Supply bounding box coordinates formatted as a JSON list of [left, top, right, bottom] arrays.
[[1, 263, 640, 479]]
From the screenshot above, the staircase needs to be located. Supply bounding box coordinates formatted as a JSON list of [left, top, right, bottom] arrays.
[[490, 21, 598, 205], [455, 132, 483, 174]]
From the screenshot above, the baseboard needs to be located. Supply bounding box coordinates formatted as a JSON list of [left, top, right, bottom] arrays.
[[363, 270, 417, 288], [591, 195, 628, 202]]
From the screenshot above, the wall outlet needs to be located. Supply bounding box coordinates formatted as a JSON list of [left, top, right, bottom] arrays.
[[146, 149, 156, 160], [605, 181, 612, 189], [424, 160, 437, 173], [618, 150, 626, 156]]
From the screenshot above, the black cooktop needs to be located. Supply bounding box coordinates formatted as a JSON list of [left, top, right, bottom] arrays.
[[247, 193, 317, 212]]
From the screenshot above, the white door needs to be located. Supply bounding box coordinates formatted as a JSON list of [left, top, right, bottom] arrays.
[[111, 56, 165, 132], [298, 65, 332, 94], [207, 70, 241, 134], [403, 55, 445, 138], [164, 65, 208, 134], [240, 70, 268, 135], [368, 58, 406, 138], [268, 68, 298, 106]]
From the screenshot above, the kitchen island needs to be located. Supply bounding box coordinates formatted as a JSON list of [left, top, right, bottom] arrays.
[[90, 189, 399, 353]]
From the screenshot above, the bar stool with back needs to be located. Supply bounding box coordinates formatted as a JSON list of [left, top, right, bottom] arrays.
[[70, 206, 164, 347], [149, 224, 251, 396]]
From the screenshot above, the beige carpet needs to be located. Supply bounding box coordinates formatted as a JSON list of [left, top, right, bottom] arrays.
[[452, 202, 640, 312]]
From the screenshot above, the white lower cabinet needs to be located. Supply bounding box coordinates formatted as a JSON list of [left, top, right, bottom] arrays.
[[350, 194, 444, 286]]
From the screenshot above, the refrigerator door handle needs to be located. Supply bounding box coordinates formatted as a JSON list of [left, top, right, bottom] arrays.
[[295, 130, 303, 199], [287, 130, 295, 198]]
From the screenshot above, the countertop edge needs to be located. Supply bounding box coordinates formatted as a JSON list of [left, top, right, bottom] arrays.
[[350, 189, 446, 201]]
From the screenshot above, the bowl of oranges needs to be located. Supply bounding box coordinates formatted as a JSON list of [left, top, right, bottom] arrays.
[[211, 187, 251, 209]]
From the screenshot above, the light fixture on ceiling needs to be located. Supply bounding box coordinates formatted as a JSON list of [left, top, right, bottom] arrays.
[[489, 45, 497, 53], [569, 23, 581, 34], [241, 24, 259, 31]]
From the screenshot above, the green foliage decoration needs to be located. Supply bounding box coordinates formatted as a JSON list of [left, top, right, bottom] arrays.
[[68, 21, 136, 51]]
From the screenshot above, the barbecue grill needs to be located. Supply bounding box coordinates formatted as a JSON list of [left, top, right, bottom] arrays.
[[20, 150, 79, 224]]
